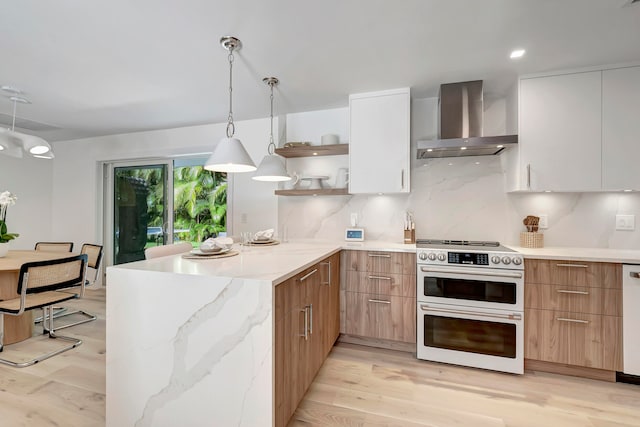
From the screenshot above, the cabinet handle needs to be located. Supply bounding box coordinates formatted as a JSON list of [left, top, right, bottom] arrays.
[[556, 263, 588, 268], [630, 272, 640, 279], [368, 275, 391, 281], [320, 261, 331, 285], [300, 308, 309, 340], [557, 289, 590, 295], [556, 317, 589, 324], [308, 304, 313, 335], [299, 268, 318, 282], [368, 299, 391, 304], [401, 169, 405, 189], [526, 163, 531, 190], [368, 253, 391, 258]]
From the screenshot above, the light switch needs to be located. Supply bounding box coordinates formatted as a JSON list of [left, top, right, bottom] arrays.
[[616, 214, 635, 231]]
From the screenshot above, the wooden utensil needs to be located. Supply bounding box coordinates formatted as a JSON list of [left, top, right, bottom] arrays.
[[523, 215, 540, 232]]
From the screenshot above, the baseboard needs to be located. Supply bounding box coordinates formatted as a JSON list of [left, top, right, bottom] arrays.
[[338, 334, 415, 353], [616, 372, 640, 385], [525, 359, 616, 382]]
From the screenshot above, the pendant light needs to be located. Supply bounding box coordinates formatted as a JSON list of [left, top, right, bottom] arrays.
[[0, 95, 53, 159], [252, 77, 291, 182], [204, 36, 256, 173]]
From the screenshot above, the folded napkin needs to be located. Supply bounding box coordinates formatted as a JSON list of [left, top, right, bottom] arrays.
[[253, 229, 274, 241], [200, 237, 234, 251]]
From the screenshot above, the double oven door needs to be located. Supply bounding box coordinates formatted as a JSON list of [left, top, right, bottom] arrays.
[[416, 264, 524, 374]]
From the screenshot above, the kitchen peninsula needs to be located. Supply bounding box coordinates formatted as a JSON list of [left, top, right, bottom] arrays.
[[106, 240, 413, 427]]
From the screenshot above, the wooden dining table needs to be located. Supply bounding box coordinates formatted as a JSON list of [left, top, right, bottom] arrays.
[[0, 250, 76, 344]]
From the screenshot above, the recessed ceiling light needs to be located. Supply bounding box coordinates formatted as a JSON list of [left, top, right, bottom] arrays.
[[475, 162, 480, 165], [623, 189, 633, 192], [510, 49, 526, 59], [496, 145, 504, 148], [460, 147, 467, 150], [448, 162, 453, 166]]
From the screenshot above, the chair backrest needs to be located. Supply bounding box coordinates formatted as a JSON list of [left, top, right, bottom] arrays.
[[18, 254, 88, 296], [144, 242, 193, 260], [81, 243, 103, 270], [81, 243, 104, 286], [34, 242, 74, 252]]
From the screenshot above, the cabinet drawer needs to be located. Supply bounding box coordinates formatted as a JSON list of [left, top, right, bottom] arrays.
[[345, 271, 415, 297], [525, 283, 622, 316], [525, 259, 621, 289], [525, 308, 621, 371], [345, 250, 415, 275], [344, 291, 416, 343]]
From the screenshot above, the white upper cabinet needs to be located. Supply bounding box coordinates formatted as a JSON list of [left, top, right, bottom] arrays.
[[349, 88, 410, 194], [602, 66, 640, 190], [518, 71, 602, 191]]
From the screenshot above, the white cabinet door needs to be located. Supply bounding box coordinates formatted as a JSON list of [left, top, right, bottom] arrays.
[[519, 72, 602, 191], [349, 88, 410, 194], [602, 66, 640, 191]]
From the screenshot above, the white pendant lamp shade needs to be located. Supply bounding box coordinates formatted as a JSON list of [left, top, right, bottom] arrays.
[[204, 137, 256, 173], [253, 154, 290, 181], [0, 94, 54, 160], [252, 76, 291, 182], [205, 36, 255, 173]]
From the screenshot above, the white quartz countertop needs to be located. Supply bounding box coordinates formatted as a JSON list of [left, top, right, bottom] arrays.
[[506, 245, 640, 264], [109, 241, 343, 285]]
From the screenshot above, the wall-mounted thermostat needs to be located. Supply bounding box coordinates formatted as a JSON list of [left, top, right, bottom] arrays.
[[345, 228, 365, 241]]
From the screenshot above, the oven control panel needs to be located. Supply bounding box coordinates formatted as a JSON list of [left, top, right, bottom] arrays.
[[417, 250, 523, 270]]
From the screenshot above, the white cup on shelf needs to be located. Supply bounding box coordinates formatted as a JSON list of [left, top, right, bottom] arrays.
[[321, 134, 339, 145]]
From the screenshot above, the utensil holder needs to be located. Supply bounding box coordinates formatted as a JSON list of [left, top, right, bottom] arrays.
[[520, 231, 544, 248], [404, 229, 416, 244]]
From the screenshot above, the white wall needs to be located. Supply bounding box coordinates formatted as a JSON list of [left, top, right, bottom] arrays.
[[278, 103, 640, 249], [0, 155, 53, 249], [50, 117, 280, 255]]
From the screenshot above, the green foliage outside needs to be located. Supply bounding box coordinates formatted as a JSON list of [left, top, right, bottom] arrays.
[[173, 166, 227, 243], [115, 165, 227, 248]]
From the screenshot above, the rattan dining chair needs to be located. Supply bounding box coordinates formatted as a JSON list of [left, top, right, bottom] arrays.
[[34, 242, 74, 252], [39, 243, 103, 331], [0, 254, 88, 368]]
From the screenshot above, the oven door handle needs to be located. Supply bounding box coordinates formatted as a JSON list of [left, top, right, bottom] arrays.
[[419, 266, 523, 279], [419, 304, 522, 321]]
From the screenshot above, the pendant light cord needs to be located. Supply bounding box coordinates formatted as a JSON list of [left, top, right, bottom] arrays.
[[226, 48, 235, 138], [268, 82, 275, 155]]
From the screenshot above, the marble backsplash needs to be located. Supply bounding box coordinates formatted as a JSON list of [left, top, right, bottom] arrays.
[[278, 155, 640, 250]]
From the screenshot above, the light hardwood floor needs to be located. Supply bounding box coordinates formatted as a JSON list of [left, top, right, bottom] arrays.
[[0, 288, 105, 427], [2, 289, 639, 427]]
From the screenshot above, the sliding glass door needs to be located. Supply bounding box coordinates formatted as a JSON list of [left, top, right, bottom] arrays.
[[104, 157, 228, 267], [112, 162, 172, 265]]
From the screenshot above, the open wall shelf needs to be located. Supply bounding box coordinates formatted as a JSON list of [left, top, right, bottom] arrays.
[[275, 144, 348, 158]]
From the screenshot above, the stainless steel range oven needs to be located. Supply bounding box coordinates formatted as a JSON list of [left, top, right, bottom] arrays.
[[416, 240, 524, 374]]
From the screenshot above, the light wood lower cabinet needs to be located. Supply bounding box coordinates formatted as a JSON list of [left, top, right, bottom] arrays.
[[275, 253, 340, 427], [344, 292, 416, 342], [342, 250, 416, 345], [524, 259, 623, 373]]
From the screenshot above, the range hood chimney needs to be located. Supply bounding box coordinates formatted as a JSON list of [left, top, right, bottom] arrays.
[[417, 80, 518, 159]]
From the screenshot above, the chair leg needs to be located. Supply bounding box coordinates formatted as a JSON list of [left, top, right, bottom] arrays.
[[44, 309, 97, 331], [0, 307, 82, 368], [34, 306, 69, 324]]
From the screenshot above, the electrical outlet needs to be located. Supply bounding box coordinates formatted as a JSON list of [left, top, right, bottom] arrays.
[[616, 214, 635, 231], [538, 214, 548, 229]]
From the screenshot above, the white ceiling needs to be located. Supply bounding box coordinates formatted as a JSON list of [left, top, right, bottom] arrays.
[[1, 0, 639, 142]]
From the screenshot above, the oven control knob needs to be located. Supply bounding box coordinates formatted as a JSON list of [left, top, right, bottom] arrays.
[[437, 253, 446, 262], [418, 252, 427, 260], [501, 256, 512, 265], [512, 257, 522, 265], [491, 255, 501, 264], [427, 253, 437, 261]]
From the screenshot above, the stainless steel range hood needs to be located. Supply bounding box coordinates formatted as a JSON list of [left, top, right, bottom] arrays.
[[417, 80, 518, 159]]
